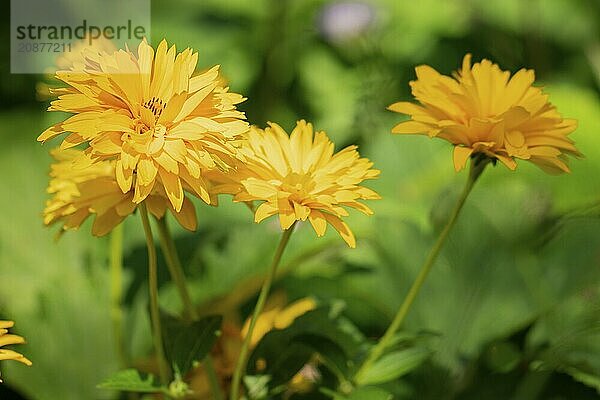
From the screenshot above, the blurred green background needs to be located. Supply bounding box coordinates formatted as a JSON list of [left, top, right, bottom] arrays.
[[1, 0, 600, 399]]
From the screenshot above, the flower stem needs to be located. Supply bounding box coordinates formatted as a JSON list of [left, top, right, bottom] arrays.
[[155, 217, 197, 321], [109, 224, 127, 368], [155, 216, 225, 400], [354, 158, 488, 383], [139, 202, 171, 386], [204, 355, 224, 400], [229, 224, 296, 400]]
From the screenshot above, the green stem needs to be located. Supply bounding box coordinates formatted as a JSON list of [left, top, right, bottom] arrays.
[[230, 224, 296, 400], [109, 224, 127, 368], [512, 369, 552, 400], [204, 355, 224, 400], [155, 216, 225, 400], [139, 202, 171, 386], [155, 217, 197, 321], [354, 158, 488, 383]]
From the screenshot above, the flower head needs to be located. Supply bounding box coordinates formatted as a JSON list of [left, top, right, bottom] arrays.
[[0, 320, 31, 381], [389, 54, 581, 173], [44, 149, 198, 236], [212, 120, 380, 247], [38, 38, 248, 211]]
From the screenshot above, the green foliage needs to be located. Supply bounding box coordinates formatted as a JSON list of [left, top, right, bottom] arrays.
[[97, 369, 165, 394], [333, 386, 393, 400], [248, 306, 360, 391], [355, 347, 430, 386], [160, 312, 222, 375], [2, 0, 600, 399]]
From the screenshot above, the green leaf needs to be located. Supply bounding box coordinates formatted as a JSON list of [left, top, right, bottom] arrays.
[[243, 375, 271, 400], [160, 312, 223, 375], [334, 386, 393, 400], [356, 347, 430, 386], [248, 307, 361, 386], [563, 366, 600, 393], [295, 334, 350, 380], [526, 288, 600, 393], [97, 369, 165, 393], [485, 341, 522, 373]]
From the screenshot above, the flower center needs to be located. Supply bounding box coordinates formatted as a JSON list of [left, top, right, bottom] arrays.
[[142, 97, 167, 120], [122, 121, 167, 153], [280, 173, 315, 201]]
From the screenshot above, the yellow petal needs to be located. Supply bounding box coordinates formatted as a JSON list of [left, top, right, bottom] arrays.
[[277, 198, 296, 230], [159, 168, 184, 211], [242, 178, 278, 199], [0, 349, 32, 366], [388, 101, 426, 115], [273, 298, 317, 329], [308, 210, 327, 237], [391, 120, 430, 134], [115, 159, 133, 193], [322, 213, 356, 248], [92, 209, 124, 236], [137, 158, 158, 186], [254, 202, 278, 223], [0, 321, 14, 329], [170, 196, 197, 231], [0, 334, 25, 347], [146, 195, 167, 218], [453, 146, 474, 172]]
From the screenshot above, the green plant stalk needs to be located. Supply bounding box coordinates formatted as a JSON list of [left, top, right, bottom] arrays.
[[204, 355, 224, 400], [155, 217, 197, 322], [354, 158, 488, 383], [109, 224, 127, 368], [230, 223, 296, 400], [155, 216, 224, 400], [139, 202, 171, 386]]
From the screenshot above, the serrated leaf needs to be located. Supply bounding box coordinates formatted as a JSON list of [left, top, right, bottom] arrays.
[[97, 369, 164, 393], [356, 347, 430, 386], [160, 312, 223, 375]]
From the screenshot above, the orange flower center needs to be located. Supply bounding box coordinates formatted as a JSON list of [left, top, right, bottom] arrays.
[[280, 173, 315, 202], [142, 97, 167, 120], [122, 120, 167, 154]]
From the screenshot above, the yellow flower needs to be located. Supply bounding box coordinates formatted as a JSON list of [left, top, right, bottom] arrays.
[[54, 36, 117, 72], [389, 54, 581, 173], [0, 320, 32, 380], [188, 295, 317, 398], [44, 149, 198, 236], [212, 120, 380, 248], [241, 297, 317, 347], [38, 38, 248, 212]]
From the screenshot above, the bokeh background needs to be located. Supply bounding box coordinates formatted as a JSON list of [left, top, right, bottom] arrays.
[[0, 0, 599, 399]]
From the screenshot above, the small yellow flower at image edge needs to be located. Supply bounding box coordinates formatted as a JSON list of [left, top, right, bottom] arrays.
[[389, 53, 581, 173], [0, 320, 31, 383]]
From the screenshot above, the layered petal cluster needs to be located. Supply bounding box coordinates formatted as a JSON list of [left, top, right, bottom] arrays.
[[44, 149, 198, 236], [390, 54, 581, 173], [0, 320, 31, 378], [212, 120, 380, 247], [38, 38, 248, 212]]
